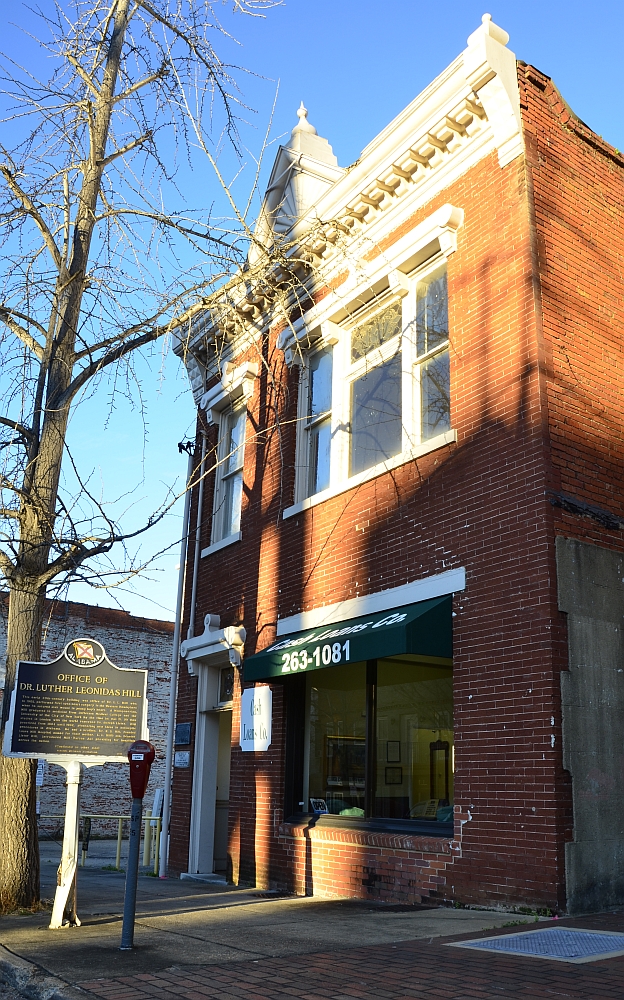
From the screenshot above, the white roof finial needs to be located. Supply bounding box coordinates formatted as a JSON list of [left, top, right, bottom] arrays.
[[292, 101, 317, 136], [467, 12, 509, 47]]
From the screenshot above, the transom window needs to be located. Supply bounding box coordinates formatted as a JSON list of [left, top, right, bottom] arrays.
[[294, 257, 451, 504], [351, 298, 402, 361]]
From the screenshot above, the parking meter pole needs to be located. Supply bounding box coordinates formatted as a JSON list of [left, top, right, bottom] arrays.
[[120, 796, 142, 950], [120, 739, 155, 951]]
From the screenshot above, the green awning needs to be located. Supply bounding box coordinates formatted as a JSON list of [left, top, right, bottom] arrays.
[[243, 595, 452, 682]]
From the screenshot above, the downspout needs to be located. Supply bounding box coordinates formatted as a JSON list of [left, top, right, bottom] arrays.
[[159, 445, 194, 877], [186, 432, 206, 641]]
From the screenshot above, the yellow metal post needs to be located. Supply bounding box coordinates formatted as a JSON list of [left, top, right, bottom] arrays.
[[142, 810, 152, 866], [153, 817, 161, 874], [116, 817, 123, 869]]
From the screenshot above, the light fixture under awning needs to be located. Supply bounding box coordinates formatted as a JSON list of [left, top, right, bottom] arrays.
[[243, 595, 452, 682]]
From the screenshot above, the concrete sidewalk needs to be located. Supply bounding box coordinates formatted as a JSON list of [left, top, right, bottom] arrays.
[[0, 856, 522, 983], [1, 845, 623, 1000]]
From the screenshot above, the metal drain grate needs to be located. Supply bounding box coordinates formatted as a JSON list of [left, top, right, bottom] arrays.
[[447, 926, 624, 964]]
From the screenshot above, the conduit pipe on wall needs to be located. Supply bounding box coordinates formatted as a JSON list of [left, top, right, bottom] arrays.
[[159, 445, 194, 878]]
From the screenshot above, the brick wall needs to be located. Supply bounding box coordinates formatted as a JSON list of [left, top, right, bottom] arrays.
[[519, 63, 624, 552], [0, 595, 173, 836], [170, 64, 624, 911]]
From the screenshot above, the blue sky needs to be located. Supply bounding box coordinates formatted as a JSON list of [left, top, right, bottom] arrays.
[[1, 1, 622, 622]]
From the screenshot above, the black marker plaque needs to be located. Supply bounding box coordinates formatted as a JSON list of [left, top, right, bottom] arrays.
[[4, 639, 148, 760]]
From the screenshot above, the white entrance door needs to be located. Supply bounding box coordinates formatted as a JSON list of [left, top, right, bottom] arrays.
[[187, 663, 233, 875], [213, 710, 232, 872]]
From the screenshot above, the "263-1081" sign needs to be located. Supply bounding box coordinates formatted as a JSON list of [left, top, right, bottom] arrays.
[[277, 610, 409, 674], [281, 640, 351, 673]]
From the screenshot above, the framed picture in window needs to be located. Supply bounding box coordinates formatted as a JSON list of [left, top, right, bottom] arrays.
[[385, 766, 403, 785], [386, 740, 401, 763], [324, 736, 365, 789]]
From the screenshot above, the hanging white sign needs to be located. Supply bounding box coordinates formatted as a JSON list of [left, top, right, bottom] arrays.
[[240, 685, 272, 752]]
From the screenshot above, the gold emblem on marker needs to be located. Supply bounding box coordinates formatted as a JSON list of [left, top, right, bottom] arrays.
[[72, 641, 95, 661]]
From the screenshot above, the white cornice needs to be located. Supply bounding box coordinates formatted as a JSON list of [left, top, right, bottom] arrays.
[[463, 14, 523, 166], [181, 614, 246, 676], [284, 16, 521, 260], [177, 16, 523, 386], [199, 360, 258, 424]]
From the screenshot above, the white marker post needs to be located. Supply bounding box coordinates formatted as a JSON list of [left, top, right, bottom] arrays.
[[49, 760, 82, 928]]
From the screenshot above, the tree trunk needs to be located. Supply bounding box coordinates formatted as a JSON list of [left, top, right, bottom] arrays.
[[0, 0, 131, 912], [0, 583, 45, 910]]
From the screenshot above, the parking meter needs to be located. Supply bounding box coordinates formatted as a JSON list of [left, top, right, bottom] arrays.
[[120, 740, 156, 950], [128, 740, 156, 799]]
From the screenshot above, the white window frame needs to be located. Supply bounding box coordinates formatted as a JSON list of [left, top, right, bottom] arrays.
[[200, 361, 257, 556], [210, 404, 247, 547], [294, 335, 336, 504], [288, 254, 455, 518]]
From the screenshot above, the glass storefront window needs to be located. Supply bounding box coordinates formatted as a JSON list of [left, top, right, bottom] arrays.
[[303, 655, 453, 829], [305, 663, 366, 817], [375, 657, 453, 823]]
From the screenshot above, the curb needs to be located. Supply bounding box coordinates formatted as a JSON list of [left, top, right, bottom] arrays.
[[0, 945, 88, 1000]]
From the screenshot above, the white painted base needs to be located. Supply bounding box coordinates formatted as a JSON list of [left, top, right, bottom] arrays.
[[180, 872, 227, 884]]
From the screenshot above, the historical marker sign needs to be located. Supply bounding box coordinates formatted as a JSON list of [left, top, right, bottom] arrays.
[[3, 639, 148, 762]]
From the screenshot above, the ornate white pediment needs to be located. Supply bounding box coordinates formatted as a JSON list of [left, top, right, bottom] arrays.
[[181, 613, 246, 676], [250, 105, 345, 263], [199, 361, 259, 424]]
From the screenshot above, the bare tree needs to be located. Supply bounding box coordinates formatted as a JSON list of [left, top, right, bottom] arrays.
[[0, 0, 280, 911]]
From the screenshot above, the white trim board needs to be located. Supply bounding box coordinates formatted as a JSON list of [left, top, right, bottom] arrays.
[[276, 567, 466, 636]]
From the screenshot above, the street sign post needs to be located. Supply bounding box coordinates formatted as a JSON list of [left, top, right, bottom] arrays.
[[3, 639, 148, 928]]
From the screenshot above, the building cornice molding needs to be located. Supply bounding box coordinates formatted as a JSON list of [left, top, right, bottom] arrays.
[[199, 360, 259, 424], [463, 14, 523, 167], [181, 614, 246, 676], [176, 16, 523, 387]]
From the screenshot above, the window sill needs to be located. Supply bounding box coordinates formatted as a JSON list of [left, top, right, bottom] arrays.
[[285, 812, 453, 837], [283, 429, 457, 520], [279, 814, 454, 850], [201, 531, 242, 559]]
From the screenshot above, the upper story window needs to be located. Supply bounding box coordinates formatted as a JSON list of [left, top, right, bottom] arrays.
[[349, 300, 403, 477], [416, 264, 450, 440], [293, 257, 451, 508], [306, 348, 333, 495], [212, 405, 246, 543], [199, 360, 257, 554]]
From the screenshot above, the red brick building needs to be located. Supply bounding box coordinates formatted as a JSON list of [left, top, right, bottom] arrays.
[[170, 15, 624, 913]]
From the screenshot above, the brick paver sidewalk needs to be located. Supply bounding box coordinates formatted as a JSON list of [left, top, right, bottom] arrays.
[[78, 917, 624, 1000]]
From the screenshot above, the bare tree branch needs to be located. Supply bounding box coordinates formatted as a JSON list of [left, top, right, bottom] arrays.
[[0, 416, 34, 442], [67, 53, 100, 96], [100, 131, 153, 166], [0, 307, 45, 359], [0, 166, 63, 272], [113, 66, 169, 104]]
